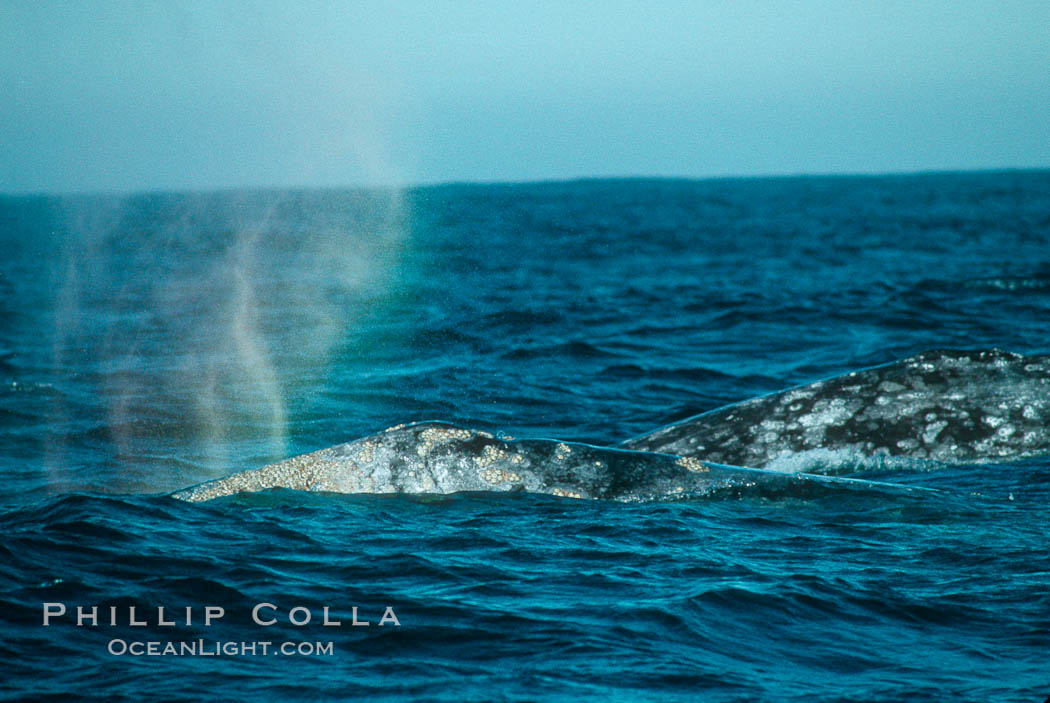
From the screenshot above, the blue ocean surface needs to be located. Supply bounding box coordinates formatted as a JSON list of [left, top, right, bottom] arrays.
[[1, 173, 1049, 701]]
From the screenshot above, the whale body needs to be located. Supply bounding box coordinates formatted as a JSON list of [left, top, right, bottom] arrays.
[[621, 349, 1050, 467], [173, 348, 1050, 502], [171, 421, 892, 503]]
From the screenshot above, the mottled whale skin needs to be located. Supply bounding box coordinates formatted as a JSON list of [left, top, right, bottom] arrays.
[[171, 422, 869, 503], [622, 349, 1050, 468]]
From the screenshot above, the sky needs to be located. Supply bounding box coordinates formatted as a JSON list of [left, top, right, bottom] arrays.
[[2, 0, 1049, 194]]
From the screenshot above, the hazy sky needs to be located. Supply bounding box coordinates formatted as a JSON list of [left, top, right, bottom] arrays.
[[2, 1, 1049, 193]]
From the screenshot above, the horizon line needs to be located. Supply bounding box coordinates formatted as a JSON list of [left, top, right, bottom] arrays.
[[3, 165, 1049, 199]]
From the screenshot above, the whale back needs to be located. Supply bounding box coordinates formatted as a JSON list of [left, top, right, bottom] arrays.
[[171, 421, 873, 503], [620, 349, 1050, 467]]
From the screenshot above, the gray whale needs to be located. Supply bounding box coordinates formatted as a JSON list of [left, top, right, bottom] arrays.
[[622, 349, 1050, 467], [171, 422, 906, 503], [173, 348, 1049, 502], [174, 422, 761, 502]]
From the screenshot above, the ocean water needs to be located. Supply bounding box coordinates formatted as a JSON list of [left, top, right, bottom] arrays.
[[1, 173, 1049, 701]]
